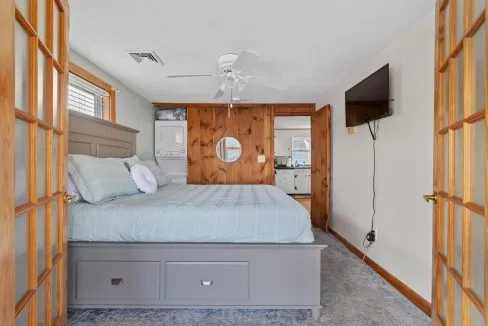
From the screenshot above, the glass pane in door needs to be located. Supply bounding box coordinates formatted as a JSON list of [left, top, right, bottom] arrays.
[[53, 68, 59, 127], [37, 128, 46, 198], [444, 4, 451, 60], [454, 205, 463, 274], [52, 200, 58, 258], [37, 281, 45, 325], [443, 134, 449, 191], [15, 214, 28, 304], [37, 206, 46, 277], [471, 212, 485, 301], [16, 306, 28, 326], [471, 301, 484, 326], [53, 2, 60, 61], [37, 49, 48, 121], [473, 27, 485, 113], [443, 71, 450, 127], [473, 0, 485, 20], [440, 264, 448, 321], [15, 0, 29, 20], [51, 264, 58, 323], [15, 22, 29, 112], [15, 119, 28, 206], [456, 50, 464, 121], [454, 129, 463, 197], [37, 0, 47, 45], [442, 199, 449, 256], [52, 134, 58, 193], [471, 119, 486, 205], [455, 0, 464, 44], [453, 280, 463, 325]]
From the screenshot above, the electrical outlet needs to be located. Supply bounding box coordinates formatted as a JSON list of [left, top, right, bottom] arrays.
[[374, 228, 378, 241], [257, 155, 266, 163], [347, 127, 356, 135], [366, 229, 377, 243]]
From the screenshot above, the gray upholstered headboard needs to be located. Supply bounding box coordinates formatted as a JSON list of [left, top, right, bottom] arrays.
[[68, 111, 139, 158]]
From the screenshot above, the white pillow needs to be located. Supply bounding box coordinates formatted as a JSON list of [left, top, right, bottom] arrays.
[[67, 174, 83, 202], [143, 160, 169, 187], [68, 155, 139, 204], [123, 155, 142, 169], [130, 164, 157, 193]]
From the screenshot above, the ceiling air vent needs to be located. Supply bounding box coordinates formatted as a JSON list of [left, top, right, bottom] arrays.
[[128, 51, 164, 65]]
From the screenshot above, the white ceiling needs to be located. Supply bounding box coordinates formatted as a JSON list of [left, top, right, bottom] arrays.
[[69, 0, 434, 104]]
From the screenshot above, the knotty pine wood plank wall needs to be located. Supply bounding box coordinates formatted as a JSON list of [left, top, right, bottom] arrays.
[[187, 105, 274, 184]]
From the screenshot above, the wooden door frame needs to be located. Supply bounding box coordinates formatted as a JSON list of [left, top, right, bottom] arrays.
[[0, 0, 16, 323], [270, 104, 331, 231], [270, 105, 314, 185]]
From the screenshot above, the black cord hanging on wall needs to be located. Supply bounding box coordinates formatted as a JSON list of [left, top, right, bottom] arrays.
[[363, 119, 379, 249]]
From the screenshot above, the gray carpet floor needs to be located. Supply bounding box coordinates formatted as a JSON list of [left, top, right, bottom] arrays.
[[68, 229, 430, 325]]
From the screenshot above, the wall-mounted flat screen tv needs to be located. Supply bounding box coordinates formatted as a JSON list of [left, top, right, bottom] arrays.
[[345, 64, 391, 127]]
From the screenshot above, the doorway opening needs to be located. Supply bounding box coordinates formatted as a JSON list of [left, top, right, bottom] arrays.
[[273, 116, 312, 213]]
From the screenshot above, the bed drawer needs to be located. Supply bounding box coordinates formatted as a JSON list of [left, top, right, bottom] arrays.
[[164, 262, 249, 301], [75, 261, 160, 301]]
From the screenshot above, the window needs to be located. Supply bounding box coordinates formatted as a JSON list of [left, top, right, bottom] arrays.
[[291, 136, 311, 166], [68, 62, 116, 122]]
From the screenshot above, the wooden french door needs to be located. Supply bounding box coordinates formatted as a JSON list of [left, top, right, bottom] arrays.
[[311, 105, 331, 231], [0, 0, 70, 325], [431, 0, 487, 325]]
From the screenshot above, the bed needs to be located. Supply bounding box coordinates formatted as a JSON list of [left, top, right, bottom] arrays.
[[67, 111, 326, 319]]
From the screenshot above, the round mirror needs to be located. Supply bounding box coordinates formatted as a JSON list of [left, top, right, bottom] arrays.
[[216, 137, 242, 163]]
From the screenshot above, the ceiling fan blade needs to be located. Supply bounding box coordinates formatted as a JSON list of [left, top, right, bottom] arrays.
[[213, 84, 226, 99], [242, 76, 287, 91], [232, 51, 258, 74], [166, 74, 215, 78]]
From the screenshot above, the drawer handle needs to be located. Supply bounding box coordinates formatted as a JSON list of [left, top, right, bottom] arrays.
[[111, 278, 124, 286], [201, 280, 214, 287]]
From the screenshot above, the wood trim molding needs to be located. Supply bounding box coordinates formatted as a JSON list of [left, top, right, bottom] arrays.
[[274, 104, 314, 116], [152, 102, 315, 110], [329, 228, 432, 317], [68, 61, 117, 123]]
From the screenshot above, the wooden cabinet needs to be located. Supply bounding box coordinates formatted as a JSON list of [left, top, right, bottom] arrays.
[[275, 169, 311, 194], [294, 169, 311, 194], [275, 170, 295, 194], [274, 136, 291, 157]]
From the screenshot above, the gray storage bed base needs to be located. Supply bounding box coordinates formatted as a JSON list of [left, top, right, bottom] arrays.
[[68, 241, 325, 319], [67, 112, 326, 320]]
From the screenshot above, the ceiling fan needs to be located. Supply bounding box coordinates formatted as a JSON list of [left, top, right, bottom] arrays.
[[166, 51, 287, 99]]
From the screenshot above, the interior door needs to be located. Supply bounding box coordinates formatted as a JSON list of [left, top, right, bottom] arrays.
[[311, 105, 331, 231], [0, 0, 70, 325], [431, 0, 487, 325]]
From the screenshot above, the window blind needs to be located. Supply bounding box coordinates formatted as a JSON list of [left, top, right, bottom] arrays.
[[68, 72, 109, 118]]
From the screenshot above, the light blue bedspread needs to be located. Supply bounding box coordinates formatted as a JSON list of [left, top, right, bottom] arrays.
[[68, 184, 314, 243]]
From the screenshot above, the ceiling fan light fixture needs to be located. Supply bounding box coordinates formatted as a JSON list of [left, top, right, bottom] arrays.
[[166, 50, 287, 100]]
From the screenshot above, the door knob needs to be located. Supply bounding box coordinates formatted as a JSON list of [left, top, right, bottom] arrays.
[[423, 193, 438, 204], [63, 193, 75, 203]]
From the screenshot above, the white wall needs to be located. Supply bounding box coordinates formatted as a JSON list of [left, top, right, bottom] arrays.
[[317, 13, 435, 301], [69, 50, 155, 159]]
